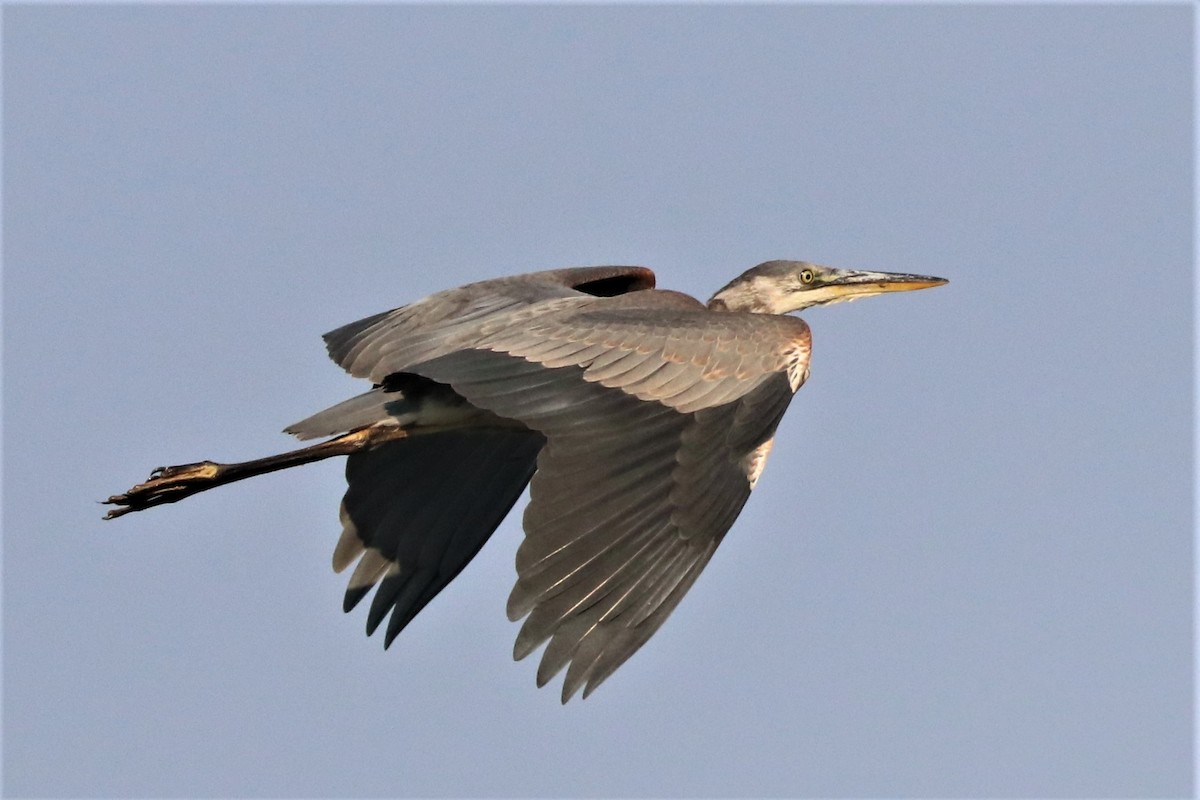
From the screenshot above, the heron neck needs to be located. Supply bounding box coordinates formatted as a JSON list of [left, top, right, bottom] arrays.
[[706, 290, 779, 314]]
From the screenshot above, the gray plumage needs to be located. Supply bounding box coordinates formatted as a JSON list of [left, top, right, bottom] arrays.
[[104, 260, 946, 702]]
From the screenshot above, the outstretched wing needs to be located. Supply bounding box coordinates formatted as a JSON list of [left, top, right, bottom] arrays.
[[411, 297, 810, 701], [323, 266, 657, 383], [333, 429, 544, 646]]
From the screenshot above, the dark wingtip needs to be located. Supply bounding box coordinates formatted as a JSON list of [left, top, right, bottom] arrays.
[[384, 602, 424, 649], [343, 586, 372, 614], [383, 614, 411, 650]]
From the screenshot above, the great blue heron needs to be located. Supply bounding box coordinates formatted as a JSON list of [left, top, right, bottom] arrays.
[[105, 260, 946, 702]]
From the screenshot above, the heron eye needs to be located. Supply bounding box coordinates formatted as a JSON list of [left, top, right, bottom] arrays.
[[799, 269, 815, 284]]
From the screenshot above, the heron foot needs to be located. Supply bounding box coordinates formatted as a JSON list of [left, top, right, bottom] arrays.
[[102, 461, 224, 519]]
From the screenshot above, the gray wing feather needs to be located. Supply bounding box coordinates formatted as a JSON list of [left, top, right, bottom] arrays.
[[323, 266, 656, 383], [471, 299, 810, 413], [410, 340, 797, 701]]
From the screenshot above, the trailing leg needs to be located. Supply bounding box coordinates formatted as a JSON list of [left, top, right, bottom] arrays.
[[102, 425, 408, 519]]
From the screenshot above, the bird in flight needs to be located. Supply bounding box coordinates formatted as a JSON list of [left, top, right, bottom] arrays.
[[105, 260, 946, 702]]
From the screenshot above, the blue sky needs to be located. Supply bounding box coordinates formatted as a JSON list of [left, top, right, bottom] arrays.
[[4, 5, 1192, 797]]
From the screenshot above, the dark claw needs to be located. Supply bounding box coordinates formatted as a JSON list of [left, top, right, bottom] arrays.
[[103, 504, 135, 520]]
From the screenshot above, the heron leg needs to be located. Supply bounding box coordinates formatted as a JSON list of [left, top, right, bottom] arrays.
[[102, 425, 408, 519]]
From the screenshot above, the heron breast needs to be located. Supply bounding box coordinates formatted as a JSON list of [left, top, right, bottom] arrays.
[[782, 328, 813, 392]]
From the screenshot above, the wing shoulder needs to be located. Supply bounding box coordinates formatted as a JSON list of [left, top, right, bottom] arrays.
[[475, 304, 812, 411]]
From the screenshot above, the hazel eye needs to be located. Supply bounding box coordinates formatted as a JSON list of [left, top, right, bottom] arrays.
[[800, 269, 815, 284]]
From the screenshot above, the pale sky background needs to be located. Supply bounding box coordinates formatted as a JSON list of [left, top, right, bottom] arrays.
[[3, 5, 1192, 798]]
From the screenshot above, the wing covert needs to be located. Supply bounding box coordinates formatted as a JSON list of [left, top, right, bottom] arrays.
[[323, 266, 656, 382], [471, 297, 812, 412]]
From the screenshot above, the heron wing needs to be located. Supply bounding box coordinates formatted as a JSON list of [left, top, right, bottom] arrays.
[[334, 429, 544, 646], [409, 303, 807, 701], [323, 266, 657, 383]]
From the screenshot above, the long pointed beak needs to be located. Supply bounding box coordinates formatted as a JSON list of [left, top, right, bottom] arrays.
[[829, 269, 948, 295]]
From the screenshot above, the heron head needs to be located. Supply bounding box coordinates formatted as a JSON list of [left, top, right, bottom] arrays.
[[707, 260, 947, 314]]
